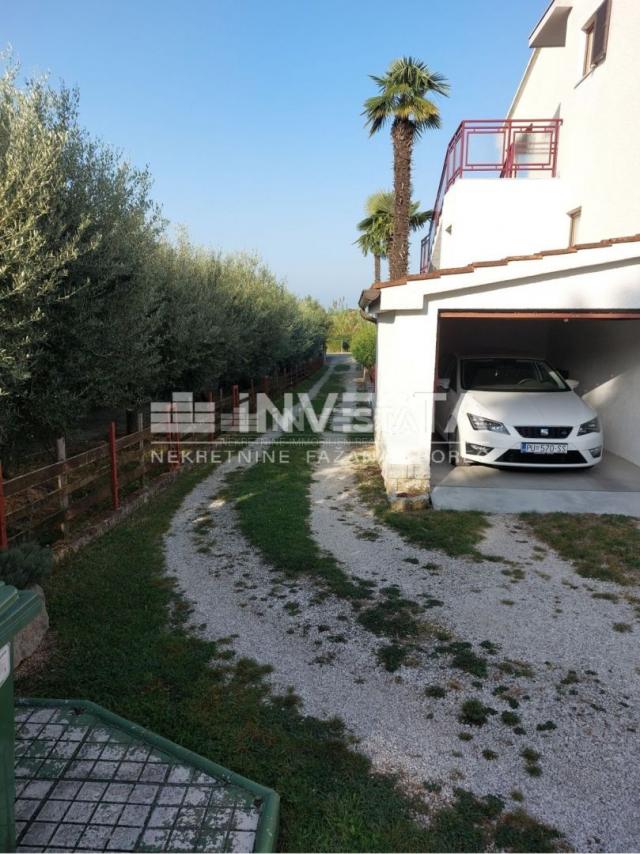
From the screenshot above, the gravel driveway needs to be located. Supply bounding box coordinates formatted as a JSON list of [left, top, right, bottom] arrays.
[[165, 357, 640, 853]]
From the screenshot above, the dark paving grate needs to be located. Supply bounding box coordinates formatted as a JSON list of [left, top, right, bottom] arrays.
[[15, 704, 262, 852]]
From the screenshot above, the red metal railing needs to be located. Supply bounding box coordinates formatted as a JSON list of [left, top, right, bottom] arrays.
[[420, 118, 562, 272]]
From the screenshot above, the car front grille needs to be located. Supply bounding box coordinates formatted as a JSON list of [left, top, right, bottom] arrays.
[[497, 449, 587, 465], [515, 426, 572, 439]]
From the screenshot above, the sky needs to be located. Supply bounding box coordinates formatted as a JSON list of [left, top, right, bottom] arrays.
[[6, 0, 549, 306]]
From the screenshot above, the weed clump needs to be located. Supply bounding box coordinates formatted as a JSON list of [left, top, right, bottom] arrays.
[[425, 685, 446, 699], [436, 641, 488, 678], [459, 699, 497, 727]]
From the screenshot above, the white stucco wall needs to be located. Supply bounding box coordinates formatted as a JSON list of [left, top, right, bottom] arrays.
[[429, 0, 640, 270], [375, 309, 437, 496], [510, 0, 640, 246], [550, 319, 640, 465], [433, 179, 568, 269]]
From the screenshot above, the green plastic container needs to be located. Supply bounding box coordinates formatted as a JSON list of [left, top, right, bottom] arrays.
[[0, 582, 41, 852]]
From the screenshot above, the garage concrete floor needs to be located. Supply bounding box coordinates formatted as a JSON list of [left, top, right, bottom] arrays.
[[430, 451, 640, 515]]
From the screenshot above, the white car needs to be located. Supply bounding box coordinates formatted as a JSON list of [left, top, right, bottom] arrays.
[[434, 355, 603, 468]]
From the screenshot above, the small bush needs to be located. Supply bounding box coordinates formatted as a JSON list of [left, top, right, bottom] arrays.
[[613, 622, 632, 633], [425, 685, 446, 699], [377, 643, 409, 672], [437, 641, 488, 678], [521, 747, 540, 763], [0, 543, 53, 589], [350, 323, 376, 370], [459, 699, 497, 727]]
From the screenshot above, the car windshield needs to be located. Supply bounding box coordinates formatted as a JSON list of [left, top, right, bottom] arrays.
[[460, 358, 569, 392]]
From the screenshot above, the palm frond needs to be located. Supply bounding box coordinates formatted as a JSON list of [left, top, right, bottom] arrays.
[[413, 114, 442, 137], [409, 208, 432, 230], [363, 57, 449, 135], [365, 191, 394, 216], [356, 192, 430, 256]]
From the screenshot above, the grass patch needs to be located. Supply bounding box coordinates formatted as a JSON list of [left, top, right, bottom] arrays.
[[357, 585, 422, 640], [435, 641, 489, 679], [494, 809, 562, 852], [459, 699, 497, 727], [376, 643, 410, 672], [425, 789, 561, 853], [18, 462, 445, 852], [17, 363, 562, 851], [496, 659, 534, 679], [354, 458, 489, 558], [358, 586, 436, 672], [521, 747, 543, 777], [425, 685, 446, 699], [522, 512, 640, 585], [560, 669, 580, 686], [225, 368, 373, 603], [592, 591, 618, 602], [613, 622, 633, 633]]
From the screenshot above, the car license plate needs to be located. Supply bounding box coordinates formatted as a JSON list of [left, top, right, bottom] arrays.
[[521, 442, 568, 454]]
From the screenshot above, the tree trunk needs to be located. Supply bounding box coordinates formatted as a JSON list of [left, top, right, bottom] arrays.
[[374, 254, 381, 283], [390, 119, 414, 281]]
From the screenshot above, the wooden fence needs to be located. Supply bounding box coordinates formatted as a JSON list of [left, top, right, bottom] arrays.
[[0, 357, 324, 549]]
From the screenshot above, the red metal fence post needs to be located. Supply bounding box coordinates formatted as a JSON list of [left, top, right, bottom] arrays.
[[0, 462, 8, 549], [108, 421, 120, 510]]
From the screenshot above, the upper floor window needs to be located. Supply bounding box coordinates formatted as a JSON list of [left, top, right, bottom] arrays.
[[583, 0, 611, 76]]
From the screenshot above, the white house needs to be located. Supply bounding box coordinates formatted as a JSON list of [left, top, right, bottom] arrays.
[[361, 0, 640, 513]]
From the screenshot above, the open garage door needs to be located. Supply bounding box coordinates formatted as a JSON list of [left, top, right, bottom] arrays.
[[432, 309, 640, 513]]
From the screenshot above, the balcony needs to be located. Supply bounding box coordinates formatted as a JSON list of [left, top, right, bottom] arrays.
[[420, 118, 562, 272]]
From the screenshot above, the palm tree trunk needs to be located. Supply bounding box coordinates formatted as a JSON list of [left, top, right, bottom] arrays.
[[374, 254, 381, 283], [390, 119, 414, 280]]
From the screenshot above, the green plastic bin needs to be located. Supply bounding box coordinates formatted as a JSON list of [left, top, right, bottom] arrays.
[[0, 582, 42, 852]]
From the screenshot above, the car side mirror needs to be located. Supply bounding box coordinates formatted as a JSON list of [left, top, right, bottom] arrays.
[[566, 378, 580, 390], [438, 377, 451, 391]]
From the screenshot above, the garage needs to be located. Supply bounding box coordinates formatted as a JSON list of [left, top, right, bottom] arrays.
[[431, 310, 640, 513], [361, 235, 640, 514]]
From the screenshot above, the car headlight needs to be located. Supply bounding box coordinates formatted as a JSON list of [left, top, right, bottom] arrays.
[[467, 413, 509, 434], [577, 417, 600, 435]]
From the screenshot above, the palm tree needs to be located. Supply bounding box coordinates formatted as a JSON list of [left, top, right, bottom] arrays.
[[355, 191, 432, 282], [355, 193, 388, 283], [364, 58, 449, 280]]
